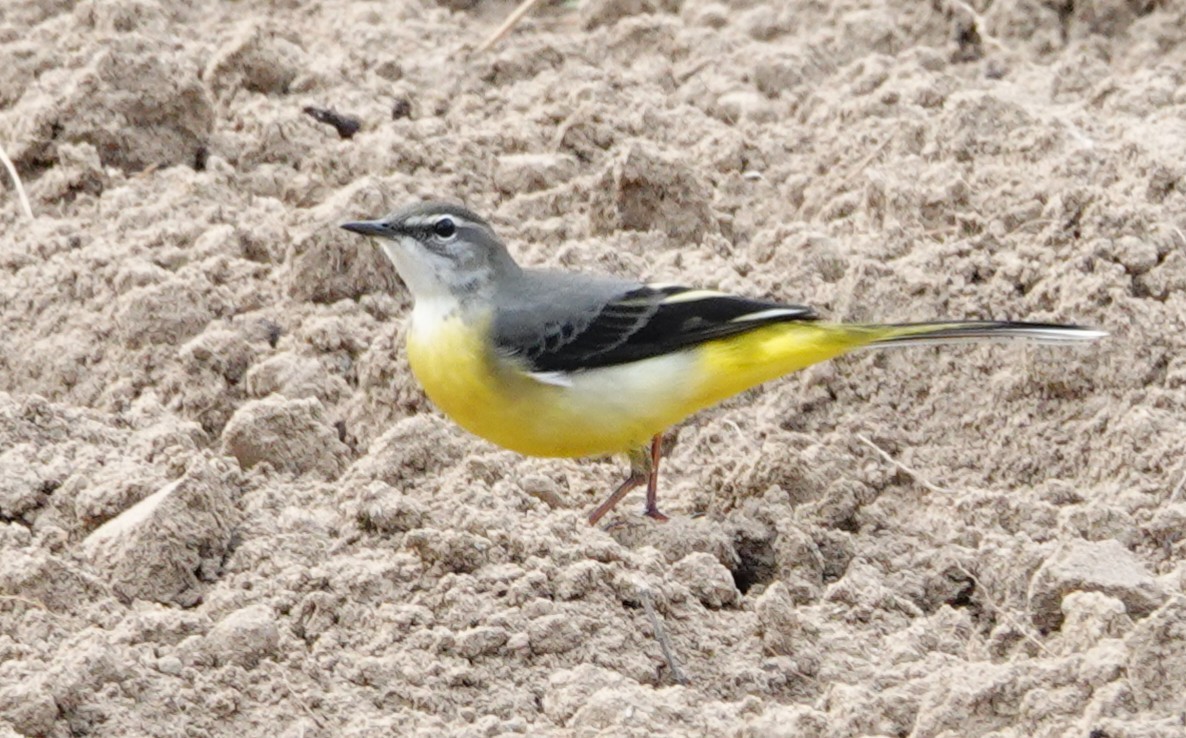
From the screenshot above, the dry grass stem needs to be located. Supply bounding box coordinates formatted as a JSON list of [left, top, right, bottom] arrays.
[[476, 0, 545, 53], [0, 141, 33, 221], [640, 585, 689, 685], [857, 433, 955, 495]]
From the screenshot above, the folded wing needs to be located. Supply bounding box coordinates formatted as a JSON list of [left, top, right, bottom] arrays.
[[493, 276, 818, 373]]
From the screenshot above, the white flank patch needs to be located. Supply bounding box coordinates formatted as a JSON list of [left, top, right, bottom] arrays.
[[528, 371, 574, 387], [731, 308, 807, 322], [559, 350, 699, 423]]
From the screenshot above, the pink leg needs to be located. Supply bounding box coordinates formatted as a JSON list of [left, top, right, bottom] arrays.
[[587, 472, 643, 526], [586, 434, 668, 526], [643, 434, 668, 521]]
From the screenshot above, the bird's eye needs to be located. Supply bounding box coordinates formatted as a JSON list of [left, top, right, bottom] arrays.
[[432, 217, 456, 239]]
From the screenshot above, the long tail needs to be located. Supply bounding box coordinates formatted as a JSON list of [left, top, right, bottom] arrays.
[[688, 319, 1104, 412], [859, 321, 1108, 349]]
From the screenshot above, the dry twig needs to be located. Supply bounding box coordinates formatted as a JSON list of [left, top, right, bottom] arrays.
[[0, 141, 33, 221], [952, 564, 1052, 657], [476, 0, 545, 53], [639, 585, 689, 685], [1170, 466, 1186, 503], [856, 433, 955, 495]]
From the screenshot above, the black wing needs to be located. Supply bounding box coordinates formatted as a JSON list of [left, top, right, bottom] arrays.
[[494, 282, 818, 373]]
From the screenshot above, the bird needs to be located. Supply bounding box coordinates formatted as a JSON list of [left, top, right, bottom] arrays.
[[341, 201, 1105, 525]]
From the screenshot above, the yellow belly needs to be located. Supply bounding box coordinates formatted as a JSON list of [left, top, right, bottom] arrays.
[[406, 313, 686, 457], [405, 309, 879, 459]]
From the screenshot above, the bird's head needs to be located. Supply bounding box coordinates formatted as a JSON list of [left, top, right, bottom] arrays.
[[341, 201, 520, 302]]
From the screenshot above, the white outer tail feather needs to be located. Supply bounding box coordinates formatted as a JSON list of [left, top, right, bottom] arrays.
[[863, 322, 1107, 349]]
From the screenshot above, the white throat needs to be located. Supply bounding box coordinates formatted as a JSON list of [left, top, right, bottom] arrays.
[[408, 294, 465, 345], [380, 237, 452, 302]]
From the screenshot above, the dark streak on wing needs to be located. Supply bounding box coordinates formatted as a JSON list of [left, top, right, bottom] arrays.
[[495, 283, 818, 373]]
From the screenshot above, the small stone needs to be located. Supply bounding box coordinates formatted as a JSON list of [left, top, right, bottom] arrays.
[[0, 444, 48, 519], [245, 353, 337, 401], [507, 632, 530, 653], [156, 655, 184, 675], [1028, 538, 1165, 632], [220, 396, 348, 479], [494, 153, 578, 194], [204, 24, 305, 97], [685, 1, 727, 27], [403, 528, 492, 573], [205, 605, 280, 668], [554, 560, 607, 600], [589, 142, 715, 243], [455, 627, 509, 659], [1126, 598, 1186, 712], [114, 277, 217, 349], [671, 552, 739, 609], [528, 614, 583, 654], [542, 664, 628, 723], [580, 0, 677, 30], [0, 678, 58, 736], [1053, 592, 1133, 653], [2, 36, 213, 173], [754, 581, 811, 656], [518, 474, 565, 510], [1108, 236, 1159, 275], [715, 90, 776, 123], [355, 482, 425, 534], [83, 460, 238, 605], [302, 106, 360, 139], [742, 702, 829, 736]]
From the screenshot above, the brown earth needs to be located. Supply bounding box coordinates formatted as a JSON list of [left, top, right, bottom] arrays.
[[2, 0, 1185, 736]]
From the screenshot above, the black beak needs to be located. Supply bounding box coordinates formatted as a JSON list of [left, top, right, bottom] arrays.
[[340, 219, 392, 238]]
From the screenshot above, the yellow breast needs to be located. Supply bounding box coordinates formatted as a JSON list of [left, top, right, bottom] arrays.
[[404, 304, 700, 458]]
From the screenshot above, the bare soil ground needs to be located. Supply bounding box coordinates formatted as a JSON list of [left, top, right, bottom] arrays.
[[2, 0, 1185, 736]]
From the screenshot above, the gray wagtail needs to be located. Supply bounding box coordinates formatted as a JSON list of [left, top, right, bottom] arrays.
[[342, 202, 1105, 524]]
